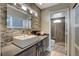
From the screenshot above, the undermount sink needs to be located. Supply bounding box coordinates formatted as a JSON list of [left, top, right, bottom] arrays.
[[13, 35, 37, 40]]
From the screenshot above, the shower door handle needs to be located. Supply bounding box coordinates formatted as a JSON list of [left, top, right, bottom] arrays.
[[65, 33, 67, 55]]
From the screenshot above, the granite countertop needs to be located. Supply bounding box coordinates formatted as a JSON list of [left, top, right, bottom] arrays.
[[1, 35, 48, 56]]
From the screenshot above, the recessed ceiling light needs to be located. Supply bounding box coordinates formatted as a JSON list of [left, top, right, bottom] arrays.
[[53, 20, 62, 23]]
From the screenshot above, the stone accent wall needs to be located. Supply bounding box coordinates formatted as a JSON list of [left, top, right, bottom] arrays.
[[0, 4, 7, 55], [26, 3, 41, 31], [0, 4, 7, 43]]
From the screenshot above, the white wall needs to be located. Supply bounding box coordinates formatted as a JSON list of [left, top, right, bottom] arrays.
[[41, 3, 70, 34], [41, 9, 50, 34]]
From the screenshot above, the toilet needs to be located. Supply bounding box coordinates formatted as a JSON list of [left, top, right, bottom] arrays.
[[51, 39, 55, 50]]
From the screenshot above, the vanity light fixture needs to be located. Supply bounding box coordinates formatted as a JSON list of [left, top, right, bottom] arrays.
[[14, 3, 17, 5], [30, 10, 33, 14], [39, 3, 43, 5], [53, 20, 62, 23]]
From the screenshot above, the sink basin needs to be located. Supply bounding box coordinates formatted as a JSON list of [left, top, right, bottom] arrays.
[[13, 35, 37, 40]]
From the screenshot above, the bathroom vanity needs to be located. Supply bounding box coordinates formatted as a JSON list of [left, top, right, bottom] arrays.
[[1, 4, 49, 56], [1, 35, 49, 56]]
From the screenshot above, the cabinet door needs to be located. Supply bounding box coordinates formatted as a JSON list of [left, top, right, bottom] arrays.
[[18, 45, 36, 56], [42, 37, 49, 52], [32, 16, 40, 30]]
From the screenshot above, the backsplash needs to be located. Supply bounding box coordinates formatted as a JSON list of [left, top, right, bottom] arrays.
[[1, 29, 29, 43]]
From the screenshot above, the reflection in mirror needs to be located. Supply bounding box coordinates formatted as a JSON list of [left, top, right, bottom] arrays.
[[7, 4, 32, 29]]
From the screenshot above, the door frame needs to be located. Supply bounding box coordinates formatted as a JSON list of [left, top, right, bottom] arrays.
[[71, 3, 79, 56], [50, 8, 70, 56], [70, 5, 75, 56]]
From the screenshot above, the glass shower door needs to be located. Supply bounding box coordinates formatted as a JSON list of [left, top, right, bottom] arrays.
[[74, 4, 79, 55]]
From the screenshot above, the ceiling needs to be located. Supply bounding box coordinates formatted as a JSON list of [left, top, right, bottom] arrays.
[[35, 3, 59, 9]]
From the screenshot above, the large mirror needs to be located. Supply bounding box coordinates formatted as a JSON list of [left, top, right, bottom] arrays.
[[7, 4, 32, 29]]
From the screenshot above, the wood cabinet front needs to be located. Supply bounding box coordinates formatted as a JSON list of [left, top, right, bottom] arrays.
[[17, 37, 49, 56], [18, 45, 36, 56]]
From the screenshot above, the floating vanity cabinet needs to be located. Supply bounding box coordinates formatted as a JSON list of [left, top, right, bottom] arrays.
[[17, 45, 36, 56], [32, 16, 40, 31]]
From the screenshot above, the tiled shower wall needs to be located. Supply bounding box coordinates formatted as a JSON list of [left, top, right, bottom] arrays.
[[0, 3, 41, 44]]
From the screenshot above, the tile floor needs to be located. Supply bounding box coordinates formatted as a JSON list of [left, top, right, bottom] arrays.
[[51, 42, 65, 56]]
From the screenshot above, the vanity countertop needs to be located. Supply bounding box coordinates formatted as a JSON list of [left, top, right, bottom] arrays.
[[1, 35, 48, 56]]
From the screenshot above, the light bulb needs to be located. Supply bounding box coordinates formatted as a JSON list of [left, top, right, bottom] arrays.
[[14, 3, 17, 5], [22, 5, 27, 11], [39, 3, 42, 5], [35, 13, 38, 17], [30, 10, 33, 14]]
